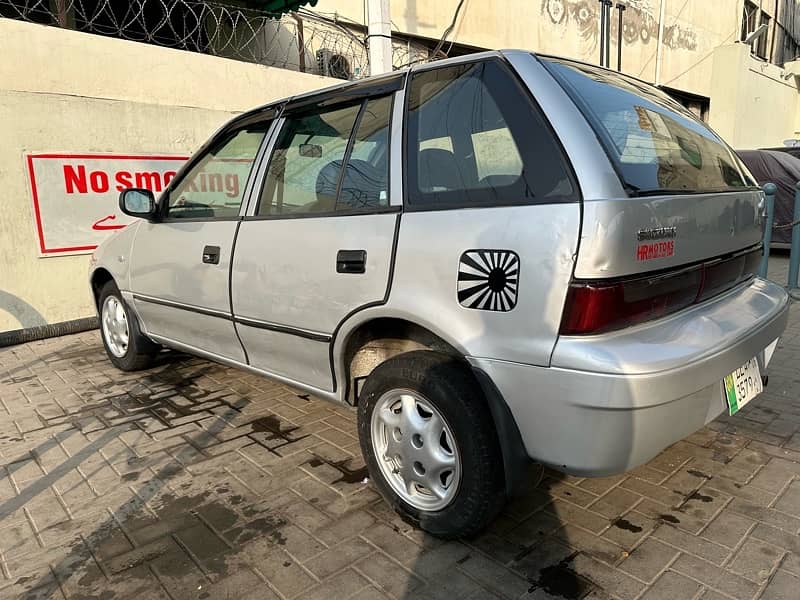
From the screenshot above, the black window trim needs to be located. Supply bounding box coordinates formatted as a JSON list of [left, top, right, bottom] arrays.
[[402, 56, 581, 213], [243, 205, 402, 222], [248, 92, 397, 221], [333, 99, 369, 209], [284, 70, 404, 113]]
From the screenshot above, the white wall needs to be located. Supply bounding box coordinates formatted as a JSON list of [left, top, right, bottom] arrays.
[[315, 0, 741, 97], [0, 18, 335, 333], [709, 43, 800, 149]]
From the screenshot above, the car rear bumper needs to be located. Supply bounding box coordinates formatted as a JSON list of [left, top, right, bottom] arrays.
[[468, 277, 789, 476]]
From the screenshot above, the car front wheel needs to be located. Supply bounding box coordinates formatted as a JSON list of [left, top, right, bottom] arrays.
[[358, 350, 506, 539], [98, 281, 159, 371]]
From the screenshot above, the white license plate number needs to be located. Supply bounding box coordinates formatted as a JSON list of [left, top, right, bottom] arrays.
[[723, 357, 763, 415]]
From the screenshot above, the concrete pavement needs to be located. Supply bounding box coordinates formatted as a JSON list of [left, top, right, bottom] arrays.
[[0, 257, 798, 599]]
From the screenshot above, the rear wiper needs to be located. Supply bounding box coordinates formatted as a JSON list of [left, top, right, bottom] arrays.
[[622, 185, 707, 197]]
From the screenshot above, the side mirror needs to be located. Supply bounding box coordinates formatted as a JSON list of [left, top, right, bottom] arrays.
[[119, 188, 157, 219]]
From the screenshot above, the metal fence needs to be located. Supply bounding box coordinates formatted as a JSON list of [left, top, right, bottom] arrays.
[[0, 0, 373, 79]]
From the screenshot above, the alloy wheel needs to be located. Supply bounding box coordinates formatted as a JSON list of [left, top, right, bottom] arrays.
[[101, 295, 129, 358], [370, 389, 461, 511]]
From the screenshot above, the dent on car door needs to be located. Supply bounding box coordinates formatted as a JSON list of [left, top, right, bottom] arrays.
[[231, 93, 399, 392], [129, 121, 272, 360]]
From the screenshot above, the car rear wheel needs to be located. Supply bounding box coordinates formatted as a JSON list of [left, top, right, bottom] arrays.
[[358, 350, 506, 539], [98, 281, 159, 371]]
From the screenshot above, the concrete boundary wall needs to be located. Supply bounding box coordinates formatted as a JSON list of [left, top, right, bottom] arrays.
[[709, 43, 800, 149], [0, 19, 335, 334]]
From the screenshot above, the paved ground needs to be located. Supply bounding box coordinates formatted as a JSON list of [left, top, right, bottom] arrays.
[[1, 257, 799, 600]]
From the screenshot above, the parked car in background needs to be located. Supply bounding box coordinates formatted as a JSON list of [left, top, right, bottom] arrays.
[[90, 51, 789, 538], [737, 149, 800, 248], [761, 145, 800, 161]]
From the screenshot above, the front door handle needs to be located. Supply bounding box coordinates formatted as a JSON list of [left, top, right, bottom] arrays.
[[336, 249, 366, 274], [202, 245, 220, 265]]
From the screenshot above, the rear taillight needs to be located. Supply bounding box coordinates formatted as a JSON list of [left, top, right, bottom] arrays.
[[560, 248, 760, 335]]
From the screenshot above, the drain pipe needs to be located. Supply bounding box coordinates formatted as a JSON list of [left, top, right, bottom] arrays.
[[0, 317, 98, 348]]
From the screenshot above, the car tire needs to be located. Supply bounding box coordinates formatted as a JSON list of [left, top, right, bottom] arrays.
[[98, 281, 159, 371], [358, 350, 506, 539]]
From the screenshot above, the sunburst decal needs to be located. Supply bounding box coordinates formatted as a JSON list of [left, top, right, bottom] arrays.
[[457, 250, 519, 312]]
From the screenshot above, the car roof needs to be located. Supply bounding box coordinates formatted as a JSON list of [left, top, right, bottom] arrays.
[[238, 48, 677, 125], [234, 49, 512, 121]]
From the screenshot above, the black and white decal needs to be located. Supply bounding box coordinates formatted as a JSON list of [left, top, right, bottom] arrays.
[[457, 250, 519, 312]]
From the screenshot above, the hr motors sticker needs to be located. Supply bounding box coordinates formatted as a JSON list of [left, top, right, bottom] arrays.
[[636, 227, 676, 261]]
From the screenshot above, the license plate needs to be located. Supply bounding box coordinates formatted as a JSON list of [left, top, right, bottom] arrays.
[[723, 357, 763, 415]]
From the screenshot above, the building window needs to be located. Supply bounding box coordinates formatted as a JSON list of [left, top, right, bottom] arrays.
[[741, 1, 759, 43], [774, 18, 800, 66], [756, 12, 771, 60]]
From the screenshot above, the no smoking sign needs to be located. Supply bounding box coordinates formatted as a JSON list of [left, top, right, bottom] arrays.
[[26, 153, 188, 256]]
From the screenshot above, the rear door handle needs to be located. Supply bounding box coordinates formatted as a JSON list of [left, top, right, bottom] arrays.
[[336, 250, 366, 274], [202, 245, 220, 265]]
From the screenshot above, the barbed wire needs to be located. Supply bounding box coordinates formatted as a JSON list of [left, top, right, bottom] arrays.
[[392, 40, 441, 69], [0, 0, 373, 79]]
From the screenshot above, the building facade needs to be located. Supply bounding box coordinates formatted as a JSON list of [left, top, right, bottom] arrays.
[[314, 0, 800, 146]]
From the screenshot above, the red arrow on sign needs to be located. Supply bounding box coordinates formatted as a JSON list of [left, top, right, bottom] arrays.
[[92, 215, 126, 231]]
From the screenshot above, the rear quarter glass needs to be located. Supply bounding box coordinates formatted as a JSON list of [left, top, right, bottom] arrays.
[[405, 58, 580, 210]]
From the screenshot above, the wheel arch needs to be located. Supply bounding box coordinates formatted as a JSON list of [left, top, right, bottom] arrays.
[[340, 317, 462, 406], [337, 315, 530, 495], [90, 268, 148, 338], [90, 268, 115, 311]]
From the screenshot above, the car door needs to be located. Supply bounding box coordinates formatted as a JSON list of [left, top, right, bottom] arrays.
[[231, 86, 403, 392], [129, 117, 273, 361]]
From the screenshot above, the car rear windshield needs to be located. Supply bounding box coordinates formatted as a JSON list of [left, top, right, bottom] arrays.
[[541, 57, 752, 196]]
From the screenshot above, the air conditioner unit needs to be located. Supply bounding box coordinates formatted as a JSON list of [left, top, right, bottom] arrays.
[[316, 48, 352, 80]]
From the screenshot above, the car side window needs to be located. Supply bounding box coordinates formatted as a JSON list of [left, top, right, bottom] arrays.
[[257, 96, 392, 216], [338, 95, 392, 210], [165, 124, 270, 219], [406, 59, 577, 209]]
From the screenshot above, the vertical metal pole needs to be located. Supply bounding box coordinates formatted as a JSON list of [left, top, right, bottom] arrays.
[[55, 0, 67, 27], [605, 0, 613, 69], [616, 3, 626, 71], [53, 0, 73, 28], [759, 183, 776, 278], [598, 0, 606, 66], [654, 0, 666, 84], [293, 13, 306, 73], [788, 182, 800, 290], [367, 0, 392, 75]]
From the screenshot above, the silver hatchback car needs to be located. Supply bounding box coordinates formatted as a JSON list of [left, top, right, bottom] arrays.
[[90, 50, 789, 538]]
